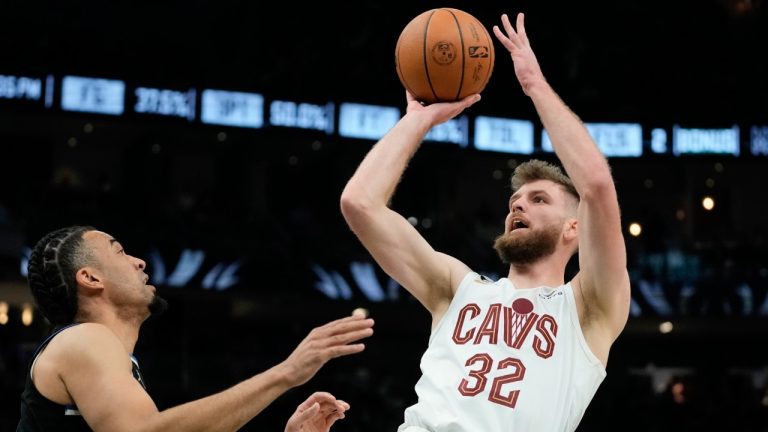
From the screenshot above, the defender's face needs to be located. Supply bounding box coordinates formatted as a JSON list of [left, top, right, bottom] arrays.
[[82, 231, 155, 310]]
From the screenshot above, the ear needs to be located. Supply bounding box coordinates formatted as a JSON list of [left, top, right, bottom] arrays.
[[75, 267, 104, 293], [563, 218, 578, 242]]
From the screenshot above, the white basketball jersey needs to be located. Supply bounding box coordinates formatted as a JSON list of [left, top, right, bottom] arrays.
[[398, 271, 606, 432]]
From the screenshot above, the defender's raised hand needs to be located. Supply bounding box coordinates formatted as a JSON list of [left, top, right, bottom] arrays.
[[284, 392, 350, 432], [280, 314, 374, 387]]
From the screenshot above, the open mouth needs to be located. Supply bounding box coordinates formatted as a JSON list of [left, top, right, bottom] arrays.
[[511, 218, 529, 232]]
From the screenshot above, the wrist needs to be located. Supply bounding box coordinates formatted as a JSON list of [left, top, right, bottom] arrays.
[[272, 361, 301, 389], [523, 77, 552, 98], [402, 110, 435, 136]]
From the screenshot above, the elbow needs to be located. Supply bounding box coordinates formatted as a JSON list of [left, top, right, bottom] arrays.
[[340, 188, 373, 224]]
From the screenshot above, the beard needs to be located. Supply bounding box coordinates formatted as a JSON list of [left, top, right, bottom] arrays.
[[147, 294, 168, 318], [493, 224, 561, 265]]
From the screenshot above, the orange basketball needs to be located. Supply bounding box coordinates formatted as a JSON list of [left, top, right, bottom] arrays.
[[395, 8, 495, 104]]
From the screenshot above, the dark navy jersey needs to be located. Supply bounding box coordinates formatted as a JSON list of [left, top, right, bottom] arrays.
[[16, 324, 147, 432]]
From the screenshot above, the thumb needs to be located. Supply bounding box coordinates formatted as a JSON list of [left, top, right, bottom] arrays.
[[297, 402, 321, 422], [464, 93, 481, 107]]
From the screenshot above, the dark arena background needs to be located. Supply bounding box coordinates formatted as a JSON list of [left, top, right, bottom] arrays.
[[2, 0, 768, 430]]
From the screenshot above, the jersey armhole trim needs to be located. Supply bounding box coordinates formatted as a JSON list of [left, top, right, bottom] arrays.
[[563, 283, 607, 375], [427, 270, 478, 345]]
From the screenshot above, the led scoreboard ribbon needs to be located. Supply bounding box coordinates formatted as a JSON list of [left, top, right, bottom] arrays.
[[0, 72, 765, 157]]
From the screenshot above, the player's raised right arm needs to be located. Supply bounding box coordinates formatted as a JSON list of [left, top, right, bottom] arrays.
[[340, 92, 480, 317]]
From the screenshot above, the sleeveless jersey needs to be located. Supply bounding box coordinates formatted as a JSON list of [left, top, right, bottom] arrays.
[[17, 324, 147, 432], [398, 271, 606, 432]]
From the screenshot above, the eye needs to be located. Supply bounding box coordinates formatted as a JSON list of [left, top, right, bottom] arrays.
[[118, 249, 126, 255], [533, 196, 547, 204]]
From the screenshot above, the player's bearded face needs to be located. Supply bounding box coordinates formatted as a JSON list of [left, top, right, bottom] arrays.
[[493, 223, 562, 265]]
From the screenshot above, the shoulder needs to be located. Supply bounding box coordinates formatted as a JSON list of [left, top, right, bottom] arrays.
[[451, 271, 506, 300], [48, 323, 130, 369], [34, 323, 132, 402], [570, 272, 630, 342], [436, 252, 473, 290]]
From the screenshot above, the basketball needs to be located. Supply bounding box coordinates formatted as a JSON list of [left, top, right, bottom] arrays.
[[395, 8, 495, 104]]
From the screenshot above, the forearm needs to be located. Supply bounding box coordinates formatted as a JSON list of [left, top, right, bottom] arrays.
[[144, 363, 294, 432], [341, 111, 432, 207], [527, 81, 613, 194]]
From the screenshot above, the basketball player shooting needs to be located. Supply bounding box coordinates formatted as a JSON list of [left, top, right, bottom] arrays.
[[340, 12, 630, 432]]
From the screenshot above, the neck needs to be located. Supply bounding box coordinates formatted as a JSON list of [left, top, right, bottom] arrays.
[[75, 308, 142, 354], [506, 253, 568, 289]]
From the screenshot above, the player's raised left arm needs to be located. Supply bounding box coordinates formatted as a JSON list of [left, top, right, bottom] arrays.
[[494, 12, 630, 340]]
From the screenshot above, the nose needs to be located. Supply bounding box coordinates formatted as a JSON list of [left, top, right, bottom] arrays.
[[134, 257, 146, 270], [513, 202, 524, 214]]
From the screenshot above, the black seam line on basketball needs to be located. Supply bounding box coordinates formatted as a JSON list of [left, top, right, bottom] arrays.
[[447, 9, 465, 101], [423, 9, 438, 102]]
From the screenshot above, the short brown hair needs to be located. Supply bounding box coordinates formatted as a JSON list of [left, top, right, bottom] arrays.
[[510, 159, 579, 201]]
